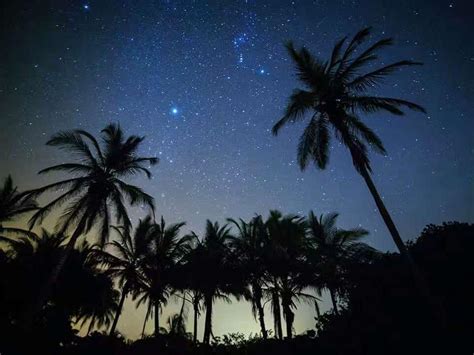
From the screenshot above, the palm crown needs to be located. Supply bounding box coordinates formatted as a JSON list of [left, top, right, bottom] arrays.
[[0, 175, 38, 239], [27, 123, 157, 245], [272, 27, 426, 173]]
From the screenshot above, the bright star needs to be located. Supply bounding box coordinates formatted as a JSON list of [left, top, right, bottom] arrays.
[[83, 4, 90, 10], [171, 107, 178, 115]]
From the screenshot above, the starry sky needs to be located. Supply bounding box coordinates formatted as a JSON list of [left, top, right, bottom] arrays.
[[1, 0, 473, 340]]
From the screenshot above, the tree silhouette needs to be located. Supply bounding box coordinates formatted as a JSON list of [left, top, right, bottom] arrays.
[[76, 271, 119, 335], [263, 210, 311, 339], [306, 211, 372, 314], [24, 123, 157, 323], [271, 27, 442, 323], [228, 216, 268, 339], [134, 216, 190, 337], [186, 220, 244, 345], [91, 219, 151, 336], [0, 175, 38, 241]]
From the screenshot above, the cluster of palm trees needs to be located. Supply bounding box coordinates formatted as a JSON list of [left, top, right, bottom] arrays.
[[1, 26, 439, 343], [1, 169, 375, 342]]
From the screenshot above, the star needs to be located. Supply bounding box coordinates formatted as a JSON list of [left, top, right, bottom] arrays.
[[171, 107, 179, 115], [83, 4, 90, 10]]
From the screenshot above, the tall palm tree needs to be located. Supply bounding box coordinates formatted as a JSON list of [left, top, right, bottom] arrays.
[[272, 28, 441, 321], [24, 123, 157, 321], [92, 219, 151, 335], [306, 211, 371, 314], [135, 216, 189, 337], [228, 216, 269, 339], [179, 238, 205, 343], [187, 220, 242, 345], [263, 210, 310, 339], [0, 175, 37, 240]]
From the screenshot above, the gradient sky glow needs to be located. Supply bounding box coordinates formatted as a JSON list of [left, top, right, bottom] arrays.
[[1, 0, 473, 339]]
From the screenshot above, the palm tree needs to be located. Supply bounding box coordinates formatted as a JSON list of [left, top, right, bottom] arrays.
[[228, 216, 268, 339], [24, 123, 157, 321], [179, 239, 205, 343], [0, 175, 37, 240], [187, 220, 242, 345], [263, 210, 310, 339], [76, 272, 119, 335], [306, 211, 371, 314], [272, 28, 441, 321], [92, 219, 151, 336], [135, 216, 189, 337], [2, 230, 118, 330]]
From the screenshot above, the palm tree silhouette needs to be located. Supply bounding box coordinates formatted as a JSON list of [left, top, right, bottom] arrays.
[[263, 210, 311, 339], [0, 175, 38, 241], [76, 271, 119, 335], [135, 216, 189, 337], [228, 216, 268, 339], [24, 123, 157, 323], [306, 211, 371, 314], [92, 219, 151, 336], [272, 28, 441, 322], [187, 220, 237, 345], [179, 237, 205, 343]]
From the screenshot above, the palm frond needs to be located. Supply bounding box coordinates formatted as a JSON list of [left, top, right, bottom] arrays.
[[272, 89, 314, 135], [348, 60, 423, 91]]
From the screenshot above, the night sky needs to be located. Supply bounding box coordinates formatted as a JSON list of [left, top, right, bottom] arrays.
[[1, 0, 473, 339]]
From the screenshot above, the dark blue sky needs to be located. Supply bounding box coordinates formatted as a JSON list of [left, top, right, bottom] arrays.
[[1, 0, 473, 338]]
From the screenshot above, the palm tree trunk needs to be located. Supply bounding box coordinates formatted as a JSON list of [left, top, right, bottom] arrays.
[[25, 217, 87, 328], [203, 292, 213, 345], [272, 289, 283, 340], [281, 298, 294, 339], [141, 311, 148, 338], [252, 284, 267, 339], [314, 300, 321, 318], [154, 302, 160, 337], [329, 288, 339, 315], [359, 166, 445, 325], [193, 296, 199, 343], [109, 286, 128, 336]]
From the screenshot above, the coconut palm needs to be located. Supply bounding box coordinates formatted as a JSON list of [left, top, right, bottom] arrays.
[[228, 215, 268, 339], [76, 272, 119, 335], [91, 219, 152, 335], [187, 220, 243, 345], [179, 239, 205, 343], [24, 123, 157, 321], [272, 28, 440, 320], [263, 210, 310, 339], [0, 175, 37, 240], [134, 216, 189, 337], [306, 211, 371, 314]]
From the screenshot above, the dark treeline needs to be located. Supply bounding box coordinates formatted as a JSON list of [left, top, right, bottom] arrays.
[[0, 28, 472, 354]]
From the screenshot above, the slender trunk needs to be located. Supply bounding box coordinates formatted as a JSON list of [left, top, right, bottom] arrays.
[[314, 300, 321, 318], [281, 297, 294, 339], [203, 292, 213, 345], [25, 218, 86, 328], [329, 288, 339, 315], [109, 286, 128, 336], [87, 315, 96, 335], [154, 302, 160, 337], [272, 289, 283, 340], [193, 296, 199, 343], [252, 283, 267, 339], [141, 311, 148, 338], [280, 280, 294, 339], [359, 166, 445, 326]]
